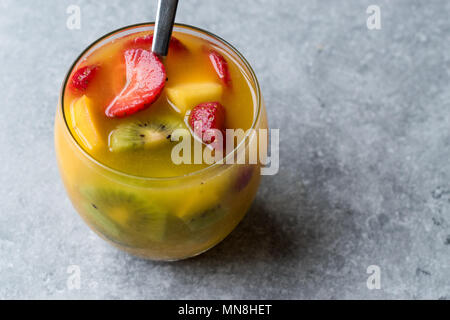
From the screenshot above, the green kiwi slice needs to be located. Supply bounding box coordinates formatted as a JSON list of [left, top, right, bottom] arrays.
[[81, 187, 170, 247], [183, 205, 227, 231], [109, 115, 186, 152]]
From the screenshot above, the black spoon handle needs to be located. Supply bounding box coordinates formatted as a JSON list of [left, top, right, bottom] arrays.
[[152, 0, 179, 57]]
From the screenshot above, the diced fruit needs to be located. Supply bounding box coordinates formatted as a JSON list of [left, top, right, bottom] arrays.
[[189, 102, 226, 144], [176, 190, 218, 220], [187, 206, 226, 231], [208, 50, 231, 86], [175, 188, 226, 231], [166, 82, 223, 113], [81, 187, 170, 244], [70, 95, 102, 151], [132, 34, 186, 52], [174, 167, 233, 224], [166, 36, 187, 51], [69, 65, 99, 92], [235, 166, 255, 191], [133, 34, 153, 46], [179, 204, 226, 231], [84, 202, 123, 245], [109, 115, 185, 152], [109, 123, 166, 152], [105, 49, 166, 118]]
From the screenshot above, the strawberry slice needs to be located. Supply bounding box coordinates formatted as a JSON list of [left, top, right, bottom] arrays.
[[165, 36, 186, 51], [208, 50, 231, 86], [132, 34, 186, 52], [132, 34, 154, 46], [69, 65, 99, 92], [105, 49, 166, 118], [189, 102, 226, 145]]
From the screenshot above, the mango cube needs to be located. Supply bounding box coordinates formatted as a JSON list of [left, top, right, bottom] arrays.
[[70, 95, 102, 151], [166, 82, 223, 114]]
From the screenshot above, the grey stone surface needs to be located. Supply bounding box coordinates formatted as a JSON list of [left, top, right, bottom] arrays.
[[0, 0, 449, 299]]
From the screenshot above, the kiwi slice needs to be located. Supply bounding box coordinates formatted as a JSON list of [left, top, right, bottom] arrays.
[[84, 202, 125, 246], [81, 187, 170, 246], [109, 116, 186, 152], [183, 205, 227, 231]]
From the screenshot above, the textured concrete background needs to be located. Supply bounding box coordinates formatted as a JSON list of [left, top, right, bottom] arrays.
[[0, 0, 449, 299]]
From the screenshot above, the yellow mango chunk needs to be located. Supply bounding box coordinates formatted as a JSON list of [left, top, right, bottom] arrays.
[[166, 82, 223, 114], [108, 207, 129, 225], [175, 188, 226, 231], [175, 184, 225, 222], [70, 95, 102, 151]]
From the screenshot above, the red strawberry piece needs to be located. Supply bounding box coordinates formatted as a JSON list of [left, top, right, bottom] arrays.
[[132, 34, 186, 52], [189, 102, 226, 145], [105, 49, 166, 118], [167, 36, 186, 51], [69, 65, 99, 92], [208, 50, 231, 86]]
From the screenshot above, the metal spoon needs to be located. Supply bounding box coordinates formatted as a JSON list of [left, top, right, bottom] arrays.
[[152, 0, 179, 58]]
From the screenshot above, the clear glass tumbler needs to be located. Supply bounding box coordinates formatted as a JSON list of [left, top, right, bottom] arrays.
[[55, 23, 267, 260]]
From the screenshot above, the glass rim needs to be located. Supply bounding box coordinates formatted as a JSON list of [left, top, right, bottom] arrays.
[[60, 22, 262, 182]]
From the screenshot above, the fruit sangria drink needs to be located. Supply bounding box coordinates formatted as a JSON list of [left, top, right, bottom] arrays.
[[55, 23, 267, 260]]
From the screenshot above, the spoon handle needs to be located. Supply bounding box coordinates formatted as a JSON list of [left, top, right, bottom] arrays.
[[152, 0, 179, 57]]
